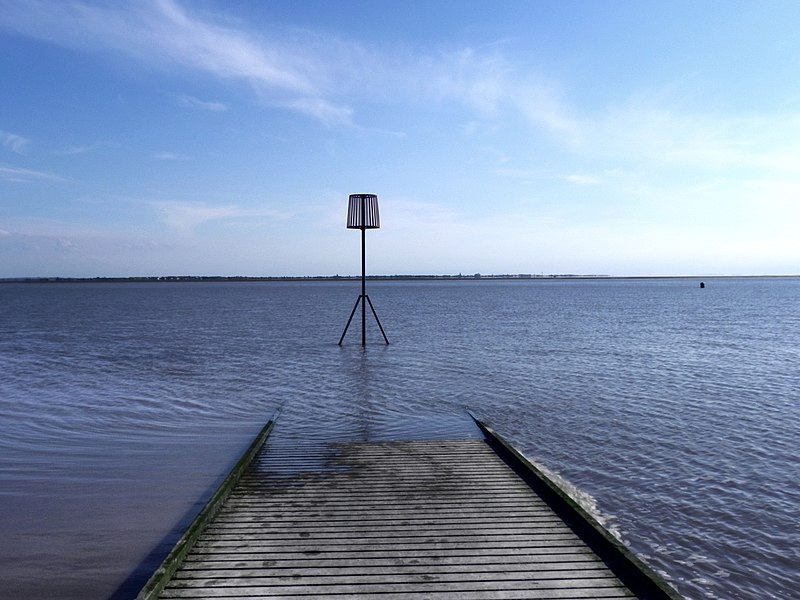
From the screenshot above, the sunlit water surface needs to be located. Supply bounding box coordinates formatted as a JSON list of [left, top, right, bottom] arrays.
[[0, 279, 797, 599]]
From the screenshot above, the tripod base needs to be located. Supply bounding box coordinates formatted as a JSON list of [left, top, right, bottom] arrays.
[[338, 294, 390, 346]]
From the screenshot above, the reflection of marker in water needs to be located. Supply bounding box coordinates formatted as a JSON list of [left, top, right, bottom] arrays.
[[700, 281, 705, 288]]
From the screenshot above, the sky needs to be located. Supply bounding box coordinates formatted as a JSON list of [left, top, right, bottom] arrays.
[[1, 0, 799, 278]]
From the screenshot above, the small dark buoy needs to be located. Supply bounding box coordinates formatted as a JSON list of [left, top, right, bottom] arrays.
[[699, 281, 705, 288]]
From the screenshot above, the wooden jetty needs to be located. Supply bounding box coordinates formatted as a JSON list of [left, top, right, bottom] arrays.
[[137, 416, 682, 599]]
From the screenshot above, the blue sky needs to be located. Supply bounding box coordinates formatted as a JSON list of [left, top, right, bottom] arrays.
[[1, 0, 799, 277]]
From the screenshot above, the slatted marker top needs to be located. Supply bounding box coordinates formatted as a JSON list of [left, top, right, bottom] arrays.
[[157, 438, 647, 599]]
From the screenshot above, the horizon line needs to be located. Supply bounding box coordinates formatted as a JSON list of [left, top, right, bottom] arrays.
[[2, 273, 798, 284]]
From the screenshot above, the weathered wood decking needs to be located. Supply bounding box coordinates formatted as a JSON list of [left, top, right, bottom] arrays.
[[138, 418, 682, 599]]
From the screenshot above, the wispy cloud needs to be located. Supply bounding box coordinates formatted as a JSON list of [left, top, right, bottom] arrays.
[[58, 145, 96, 156], [0, 164, 63, 182], [56, 141, 114, 155], [565, 174, 601, 185], [0, 1, 572, 132], [12, 0, 782, 166], [176, 94, 228, 112], [152, 200, 292, 233], [283, 98, 354, 127], [577, 102, 800, 175], [509, 84, 579, 137], [1, 131, 30, 153], [0, 0, 314, 90]]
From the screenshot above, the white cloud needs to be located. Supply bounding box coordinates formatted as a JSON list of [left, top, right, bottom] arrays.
[[57, 143, 100, 155], [565, 174, 601, 185], [176, 94, 228, 112], [283, 98, 354, 127], [378, 197, 463, 232], [577, 102, 800, 175], [341, 43, 575, 136], [154, 201, 244, 232], [152, 200, 292, 233], [0, 1, 317, 101], [507, 82, 579, 137], [494, 167, 540, 180], [423, 47, 509, 114], [0, 164, 63, 182], [0, 1, 571, 131], [1, 131, 30, 153]]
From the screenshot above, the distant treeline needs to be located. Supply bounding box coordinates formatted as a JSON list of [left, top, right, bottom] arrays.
[[1, 273, 610, 284]]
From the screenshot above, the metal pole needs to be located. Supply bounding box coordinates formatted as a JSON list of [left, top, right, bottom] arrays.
[[360, 196, 367, 347]]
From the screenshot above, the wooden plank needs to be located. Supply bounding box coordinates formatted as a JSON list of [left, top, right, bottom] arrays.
[[160, 575, 634, 590], [179, 547, 601, 561], [159, 592, 635, 600], [210, 510, 560, 523], [200, 522, 578, 535], [173, 563, 619, 587], [190, 539, 590, 552], [204, 518, 566, 531], [176, 558, 608, 572], [159, 582, 635, 599], [173, 563, 617, 587]]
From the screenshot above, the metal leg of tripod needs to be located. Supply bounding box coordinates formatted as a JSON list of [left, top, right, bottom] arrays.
[[365, 295, 390, 345], [338, 294, 390, 346], [338, 296, 362, 346]]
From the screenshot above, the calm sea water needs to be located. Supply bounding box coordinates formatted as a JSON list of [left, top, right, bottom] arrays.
[[0, 278, 797, 599]]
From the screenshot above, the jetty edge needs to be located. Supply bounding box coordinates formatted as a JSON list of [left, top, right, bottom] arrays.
[[470, 415, 683, 599], [135, 411, 280, 600]]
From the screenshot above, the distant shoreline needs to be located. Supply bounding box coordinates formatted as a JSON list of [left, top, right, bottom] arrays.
[[1, 274, 797, 284]]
